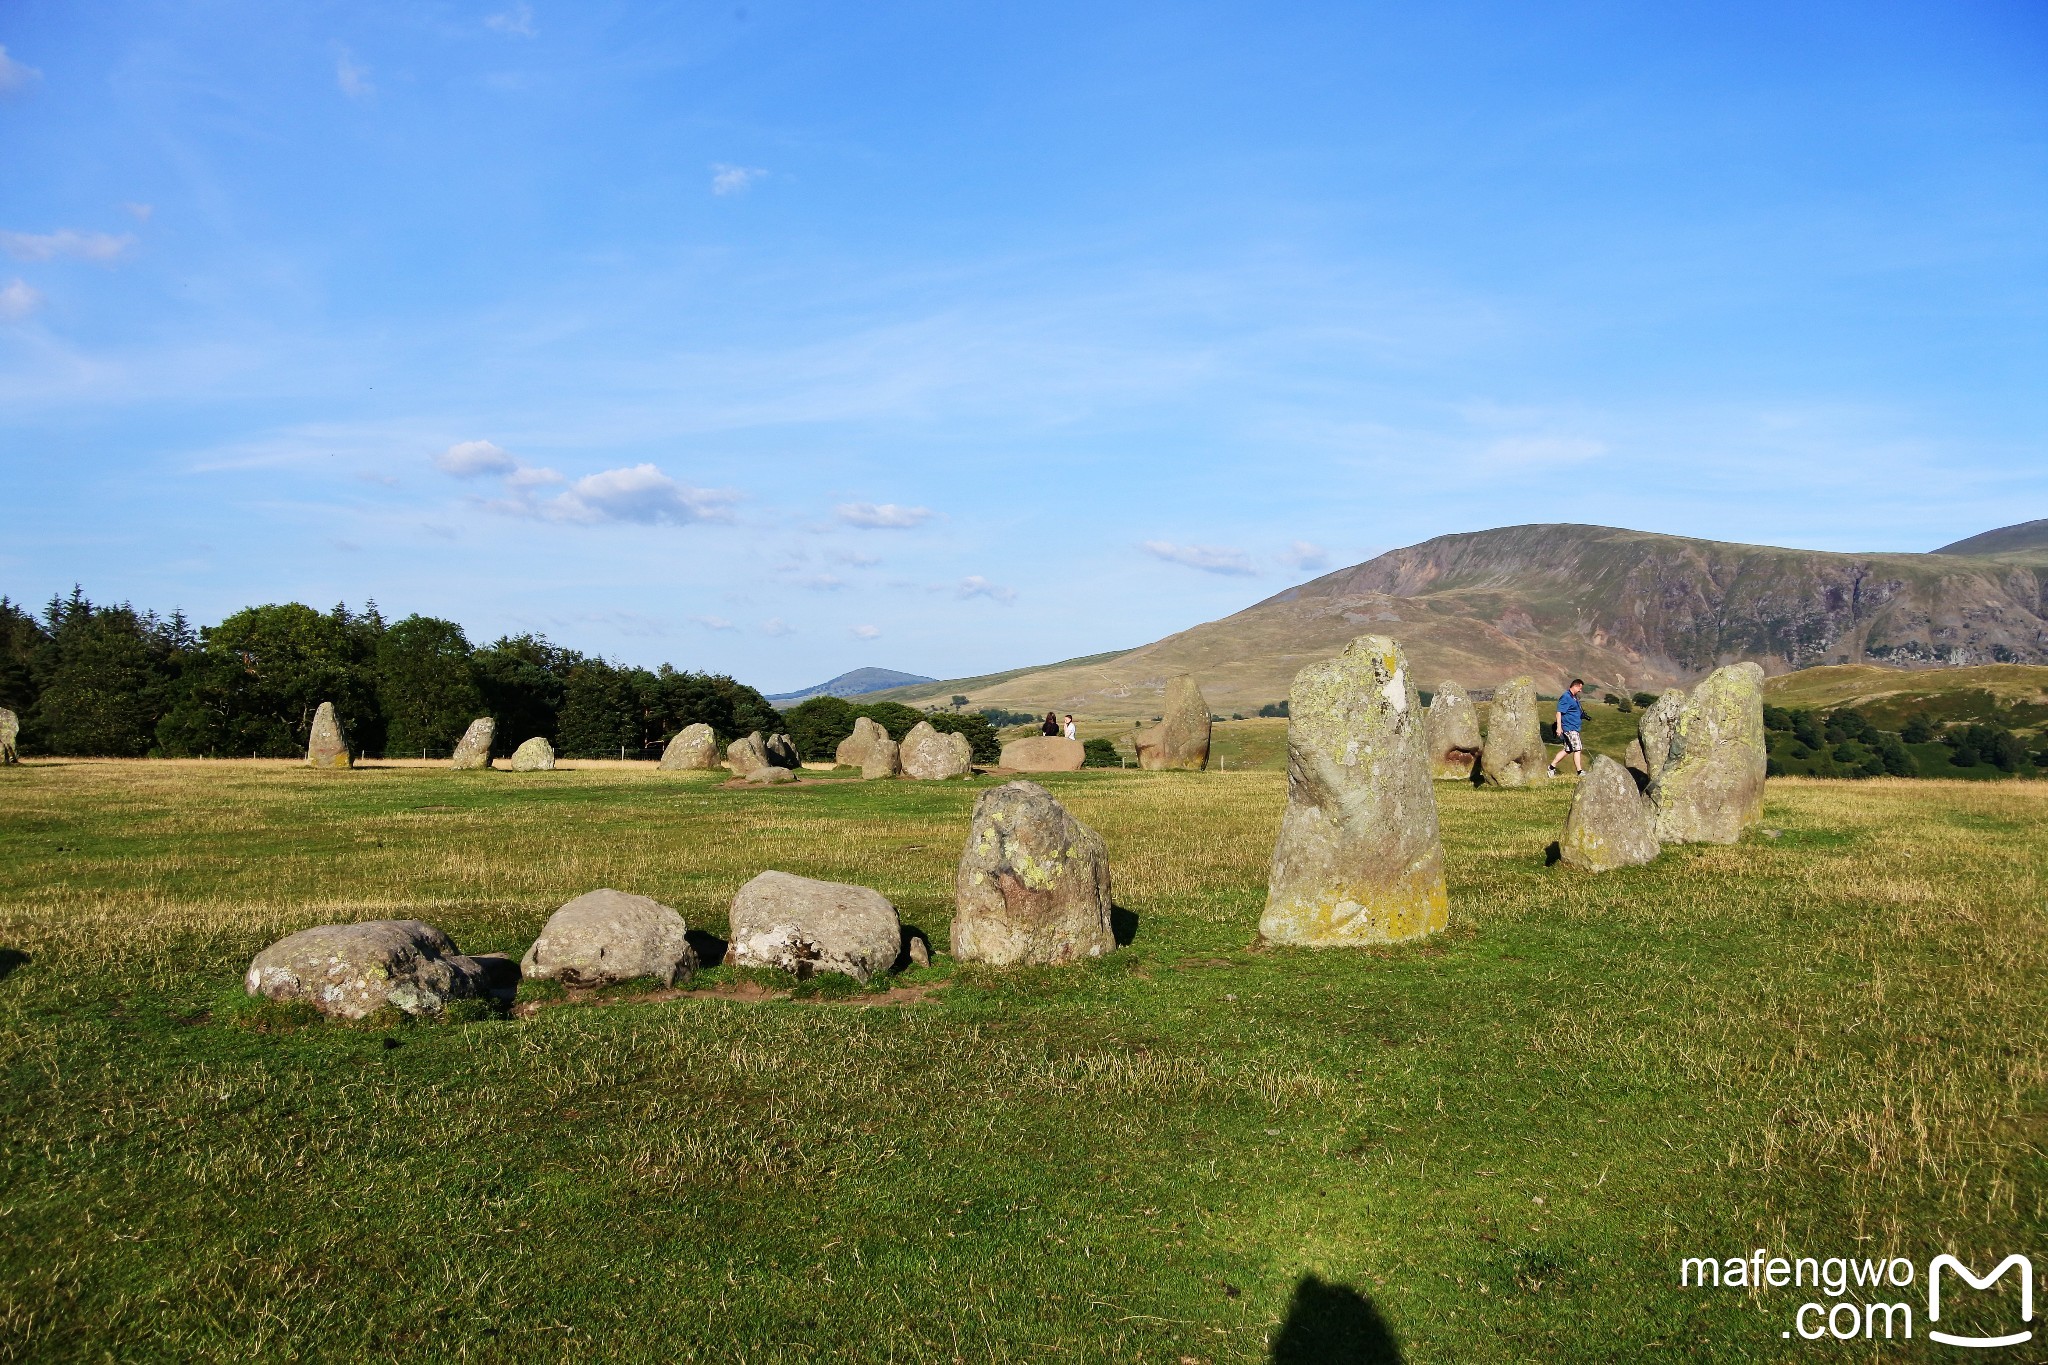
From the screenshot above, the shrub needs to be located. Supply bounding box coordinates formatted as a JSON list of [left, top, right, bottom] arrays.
[[1082, 738, 1121, 768], [1631, 692, 1658, 708], [1257, 701, 1288, 718], [925, 710, 1000, 763]]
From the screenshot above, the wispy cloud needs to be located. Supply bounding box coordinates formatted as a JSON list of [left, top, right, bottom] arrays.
[[689, 614, 737, 631], [711, 163, 767, 196], [485, 3, 536, 36], [760, 617, 794, 637], [828, 548, 881, 567], [0, 229, 137, 263], [547, 464, 736, 526], [1140, 540, 1256, 576], [435, 439, 519, 477], [0, 279, 41, 322], [121, 202, 154, 223], [1282, 540, 1329, 572], [836, 501, 932, 529], [0, 45, 41, 97], [335, 48, 373, 100], [850, 624, 881, 640], [957, 575, 1016, 603]]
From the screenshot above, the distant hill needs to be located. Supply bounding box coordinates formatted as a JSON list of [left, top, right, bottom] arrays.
[[1762, 663, 2048, 734], [765, 667, 937, 704], [869, 522, 2048, 720], [1934, 517, 2048, 565]]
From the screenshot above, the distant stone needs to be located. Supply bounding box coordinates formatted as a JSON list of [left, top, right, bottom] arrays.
[[728, 870, 903, 981], [1558, 756, 1660, 872], [1479, 677, 1547, 787], [834, 716, 889, 769], [1425, 682, 1482, 781], [745, 765, 797, 785], [1652, 663, 1767, 845], [906, 934, 931, 968], [765, 733, 801, 769], [306, 701, 351, 769], [952, 780, 1114, 965], [1000, 735, 1086, 772], [450, 717, 496, 770], [247, 919, 515, 1019], [1134, 674, 1211, 770], [660, 723, 719, 770], [1259, 635, 1448, 946], [1638, 688, 1689, 775], [724, 731, 769, 775], [861, 738, 900, 780], [901, 721, 973, 780], [0, 707, 17, 764], [520, 889, 696, 988], [509, 737, 555, 771]]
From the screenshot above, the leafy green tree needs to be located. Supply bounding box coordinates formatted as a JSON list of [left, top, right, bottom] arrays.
[[1899, 713, 1933, 745], [784, 696, 858, 760], [646, 668, 783, 744], [1789, 710, 1824, 749], [472, 634, 580, 751], [1874, 733, 1918, 777], [29, 590, 191, 756], [925, 710, 999, 763], [158, 602, 382, 757], [1630, 692, 1658, 708], [855, 702, 930, 740], [377, 616, 482, 756], [1762, 706, 1792, 732], [1257, 700, 1289, 718]]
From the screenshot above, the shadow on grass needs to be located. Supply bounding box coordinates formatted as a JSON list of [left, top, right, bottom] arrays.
[[1269, 1274, 1403, 1364], [686, 928, 730, 969], [0, 948, 28, 983], [1111, 905, 1138, 946]]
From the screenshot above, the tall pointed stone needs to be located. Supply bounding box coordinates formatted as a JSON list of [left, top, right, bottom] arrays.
[[1425, 681, 1482, 781], [450, 717, 495, 770], [0, 707, 18, 764], [306, 702, 351, 769], [1479, 677, 1546, 787], [1652, 663, 1767, 845], [1134, 674, 1211, 770]]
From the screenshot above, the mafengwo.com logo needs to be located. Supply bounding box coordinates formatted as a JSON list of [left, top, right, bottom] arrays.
[[1679, 1249, 2034, 1346]]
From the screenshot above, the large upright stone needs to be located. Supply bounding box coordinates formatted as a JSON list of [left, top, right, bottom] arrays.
[[1558, 756, 1660, 872], [509, 737, 556, 771], [999, 736, 1086, 772], [724, 731, 770, 775], [1652, 663, 1767, 845], [1134, 674, 1211, 771], [1638, 688, 1688, 775], [659, 723, 719, 770], [834, 716, 890, 769], [0, 707, 17, 764], [728, 871, 903, 982], [901, 721, 972, 780], [247, 919, 516, 1018], [1425, 682, 1482, 781], [1479, 677, 1547, 788], [306, 702, 351, 769], [450, 718, 496, 770], [1260, 636, 1448, 946], [765, 733, 801, 770], [860, 737, 901, 780], [953, 780, 1114, 965], [520, 889, 696, 988]]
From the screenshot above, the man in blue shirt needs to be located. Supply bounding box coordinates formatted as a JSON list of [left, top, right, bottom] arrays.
[[1547, 678, 1586, 778]]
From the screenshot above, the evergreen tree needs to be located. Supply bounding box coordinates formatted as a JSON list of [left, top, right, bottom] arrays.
[[157, 602, 382, 757], [30, 590, 189, 756]]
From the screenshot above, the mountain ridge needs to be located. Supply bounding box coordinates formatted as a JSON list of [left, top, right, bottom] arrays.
[[765, 667, 937, 704]]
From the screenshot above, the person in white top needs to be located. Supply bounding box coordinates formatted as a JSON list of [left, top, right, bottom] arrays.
[[1062, 714, 1077, 741]]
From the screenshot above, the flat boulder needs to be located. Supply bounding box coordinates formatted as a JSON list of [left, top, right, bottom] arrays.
[[509, 737, 555, 771], [1652, 663, 1767, 845], [901, 721, 972, 780], [728, 870, 903, 981], [520, 889, 696, 988], [0, 706, 17, 764], [660, 723, 719, 770], [306, 701, 351, 769], [1558, 756, 1660, 872], [953, 780, 1113, 965], [1638, 688, 1688, 774], [834, 715, 890, 769], [1134, 674, 1211, 770], [246, 919, 515, 1018], [1479, 677, 1547, 787], [1425, 681, 1482, 780], [724, 731, 769, 774], [744, 765, 796, 784], [450, 717, 495, 770], [1260, 635, 1448, 946], [1000, 735, 1085, 772]]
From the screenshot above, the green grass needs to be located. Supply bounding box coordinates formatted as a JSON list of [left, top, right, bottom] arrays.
[[0, 761, 2042, 1362]]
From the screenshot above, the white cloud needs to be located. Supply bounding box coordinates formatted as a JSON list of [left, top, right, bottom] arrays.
[[0, 229, 137, 263], [0, 45, 41, 96], [121, 202, 154, 222], [0, 278, 41, 322], [957, 575, 1016, 603], [335, 48, 373, 100], [711, 163, 767, 196], [689, 615, 736, 631], [485, 3, 536, 36], [828, 548, 881, 567], [836, 501, 933, 529], [761, 617, 794, 637], [1140, 540, 1256, 576], [546, 463, 736, 526], [850, 624, 881, 640], [435, 439, 518, 477], [505, 463, 564, 488], [1479, 435, 1607, 468], [1283, 540, 1330, 572]]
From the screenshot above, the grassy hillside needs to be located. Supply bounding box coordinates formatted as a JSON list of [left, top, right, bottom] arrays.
[[3, 761, 2040, 1361], [1762, 663, 2048, 735]]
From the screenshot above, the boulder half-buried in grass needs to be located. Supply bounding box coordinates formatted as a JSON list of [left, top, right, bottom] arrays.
[[902, 721, 973, 779], [1480, 676, 1546, 788], [1558, 755, 1660, 871], [305, 701, 350, 769], [728, 870, 903, 981], [999, 735, 1085, 772], [1425, 680, 1482, 781], [520, 889, 696, 988], [246, 919, 515, 1018], [953, 780, 1114, 965], [509, 736, 555, 771], [660, 722, 719, 770], [450, 717, 495, 770], [1260, 635, 1448, 946], [1652, 662, 1767, 845]]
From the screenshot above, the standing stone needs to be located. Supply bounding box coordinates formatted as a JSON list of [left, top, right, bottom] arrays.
[[765, 733, 801, 769], [1558, 756, 1660, 872], [247, 919, 516, 1018], [835, 715, 890, 769], [305, 702, 351, 769], [860, 737, 901, 781], [450, 718, 496, 770], [1425, 682, 1482, 781], [659, 723, 719, 770], [953, 780, 1114, 965], [901, 721, 973, 779], [1652, 663, 1767, 845], [999, 736, 1086, 772], [1260, 635, 1448, 946], [520, 889, 696, 988], [728, 870, 903, 981], [724, 731, 770, 775], [1479, 677, 1547, 787], [1638, 688, 1689, 775], [1134, 674, 1211, 770], [0, 707, 17, 764], [509, 737, 556, 771]]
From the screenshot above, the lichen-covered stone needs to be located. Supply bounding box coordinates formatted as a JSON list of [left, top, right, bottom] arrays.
[[1638, 688, 1688, 775], [1652, 663, 1767, 845], [999, 735, 1086, 772], [519, 889, 696, 987], [729, 870, 903, 981], [724, 731, 769, 775], [1260, 635, 1448, 946], [1425, 681, 1482, 780], [0, 707, 17, 764], [901, 721, 972, 780], [1134, 674, 1211, 771], [1479, 677, 1547, 788], [1558, 756, 1660, 871], [449, 717, 495, 770], [246, 919, 515, 1018], [509, 736, 555, 771], [659, 723, 719, 770], [305, 701, 351, 769], [953, 780, 1113, 965], [834, 716, 890, 769]]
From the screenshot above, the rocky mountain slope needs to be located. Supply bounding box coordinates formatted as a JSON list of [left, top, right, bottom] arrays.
[[869, 522, 2048, 720]]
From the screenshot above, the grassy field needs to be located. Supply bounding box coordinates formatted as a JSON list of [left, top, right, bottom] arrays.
[[0, 760, 2042, 1362]]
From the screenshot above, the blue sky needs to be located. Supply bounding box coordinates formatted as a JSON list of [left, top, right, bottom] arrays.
[[2, 2, 2044, 691]]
